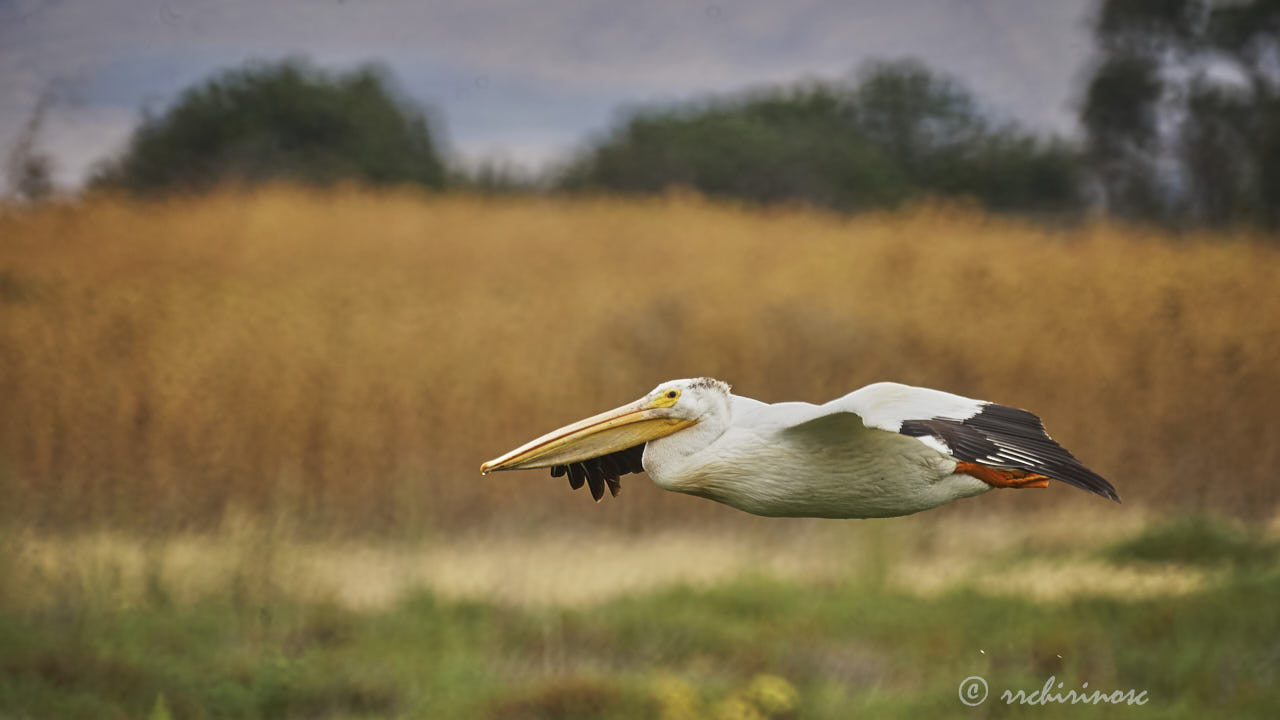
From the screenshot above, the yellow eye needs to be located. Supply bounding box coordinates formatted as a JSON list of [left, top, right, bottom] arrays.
[[666, 389, 679, 399]]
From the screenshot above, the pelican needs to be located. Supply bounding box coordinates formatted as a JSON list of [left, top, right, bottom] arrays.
[[480, 378, 1118, 518]]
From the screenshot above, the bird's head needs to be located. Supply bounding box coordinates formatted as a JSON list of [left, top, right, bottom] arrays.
[[479, 377, 731, 473], [642, 377, 732, 423]]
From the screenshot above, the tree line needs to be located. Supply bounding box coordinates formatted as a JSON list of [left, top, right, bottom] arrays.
[[19, 0, 1275, 231]]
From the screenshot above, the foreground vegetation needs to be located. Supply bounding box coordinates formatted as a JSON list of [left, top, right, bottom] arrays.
[[1, 516, 1276, 719]]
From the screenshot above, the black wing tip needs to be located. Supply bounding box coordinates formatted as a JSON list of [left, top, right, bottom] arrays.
[[586, 472, 605, 502], [550, 443, 645, 503], [1093, 473, 1122, 503], [1045, 463, 1121, 503], [966, 403, 1125, 504], [907, 403, 1122, 504], [1088, 477, 1122, 503], [1069, 476, 1121, 503], [561, 463, 585, 490]]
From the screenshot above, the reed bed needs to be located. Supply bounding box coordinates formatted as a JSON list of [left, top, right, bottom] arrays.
[[1, 187, 1276, 533]]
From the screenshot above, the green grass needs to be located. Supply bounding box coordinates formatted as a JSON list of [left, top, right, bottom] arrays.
[[2, 524, 1278, 719], [1100, 514, 1279, 569]]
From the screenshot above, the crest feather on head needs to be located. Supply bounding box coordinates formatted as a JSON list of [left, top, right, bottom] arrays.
[[689, 377, 731, 394]]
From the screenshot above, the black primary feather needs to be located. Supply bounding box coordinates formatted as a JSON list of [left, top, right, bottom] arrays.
[[551, 443, 646, 502], [899, 403, 1120, 502]]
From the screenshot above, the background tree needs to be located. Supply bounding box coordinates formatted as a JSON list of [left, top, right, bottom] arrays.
[[559, 60, 1082, 215], [1082, 0, 1280, 228], [5, 91, 56, 201], [849, 60, 1082, 213], [91, 59, 446, 193]]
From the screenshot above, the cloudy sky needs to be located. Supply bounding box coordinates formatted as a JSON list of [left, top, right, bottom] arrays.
[[1, 0, 1097, 189]]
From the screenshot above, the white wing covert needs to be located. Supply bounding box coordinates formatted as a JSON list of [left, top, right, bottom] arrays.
[[821, 382, 1120, 502]]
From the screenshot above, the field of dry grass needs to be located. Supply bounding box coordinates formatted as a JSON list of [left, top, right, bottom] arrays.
[[5, 506, 1205, 611], [1, 187, 1277, 533]]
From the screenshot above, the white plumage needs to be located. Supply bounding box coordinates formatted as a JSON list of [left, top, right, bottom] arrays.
[[481, 377, 1118, 519]]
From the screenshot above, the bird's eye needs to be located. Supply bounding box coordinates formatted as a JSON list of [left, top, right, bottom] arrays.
[[666, 390, 678, 399]]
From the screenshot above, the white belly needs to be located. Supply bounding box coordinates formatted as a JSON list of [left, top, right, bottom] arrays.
[[647, 425, 991, 519]]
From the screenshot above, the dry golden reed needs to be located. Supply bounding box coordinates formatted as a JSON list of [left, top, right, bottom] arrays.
[[0, 187, 1276, 533]]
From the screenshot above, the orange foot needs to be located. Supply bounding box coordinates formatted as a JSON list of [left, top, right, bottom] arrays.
[[955, 461, 1051, 489]]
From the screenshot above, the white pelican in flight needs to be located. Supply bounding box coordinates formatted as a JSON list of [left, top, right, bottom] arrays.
[[481, 378, 1118, 518]]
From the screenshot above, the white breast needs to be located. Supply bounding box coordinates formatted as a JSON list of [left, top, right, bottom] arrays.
[[647, 416, 990, 519]]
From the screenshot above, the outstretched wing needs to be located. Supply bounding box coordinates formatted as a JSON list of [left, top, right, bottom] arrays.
[[830, 382, 1120, 502], [549, 443, 646, 501]]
